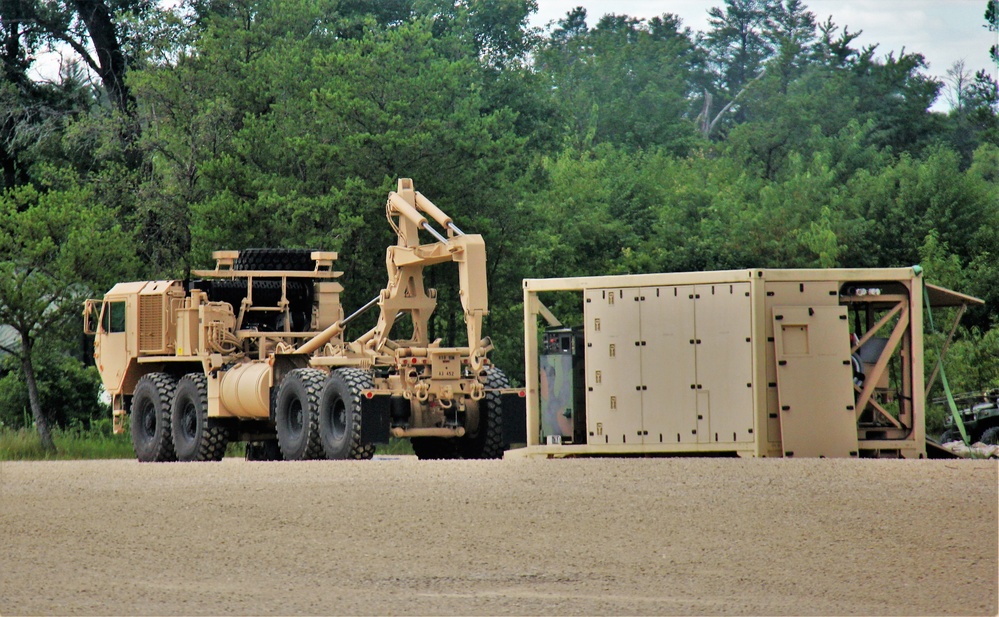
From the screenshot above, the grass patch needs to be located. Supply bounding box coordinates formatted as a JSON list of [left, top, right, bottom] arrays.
[[0, 425, 135, 461], [1, 428, 416, 461], [376, 437, 415, 456]]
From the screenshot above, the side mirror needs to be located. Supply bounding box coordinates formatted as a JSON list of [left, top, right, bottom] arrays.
[[83, 299, 101, 335]]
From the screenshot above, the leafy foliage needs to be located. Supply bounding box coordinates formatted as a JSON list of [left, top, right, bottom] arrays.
[[0, 173, 136, 450], [0, 353, 106, 430]]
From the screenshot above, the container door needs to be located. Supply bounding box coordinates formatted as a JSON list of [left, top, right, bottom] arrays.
[[640, 286, 697, 445], [694, 283, 755, 445], [773, 305, 858, 457], [584, 288, 643, 445]]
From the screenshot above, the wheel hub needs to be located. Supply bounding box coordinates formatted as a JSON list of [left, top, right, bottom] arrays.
[[141, 403, 156, 438], [289, 400, 303, 434], [332, 399, 346, 440], [181, 403, 197, 440]]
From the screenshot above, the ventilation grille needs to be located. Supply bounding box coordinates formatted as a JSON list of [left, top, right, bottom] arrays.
[[138, 295, 164, 352]]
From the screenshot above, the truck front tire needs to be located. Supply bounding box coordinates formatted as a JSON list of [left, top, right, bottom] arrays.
[[274, 369, 325, 460], [131, 373, 178, 462], [171, 373, 228, 462]]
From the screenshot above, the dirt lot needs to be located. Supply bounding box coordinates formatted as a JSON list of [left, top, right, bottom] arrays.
[[1, 456, 996, 616]]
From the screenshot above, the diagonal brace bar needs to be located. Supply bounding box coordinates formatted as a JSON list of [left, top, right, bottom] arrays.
[[856, 306, 909, 419], [851, 302, 903, 354]]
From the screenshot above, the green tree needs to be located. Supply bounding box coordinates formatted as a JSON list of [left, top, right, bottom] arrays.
[[128, 2, 533, 361], [0, 173, 135, 451], [700, 0, 778, 131], [941, 62, 999, 166], [763, 0, 816, 93], [987, 0, 998, 65], [0, 351, 106, 430], [536, 9, 702, 152], [843, 147, 993, 268], [0, 4, 98, 189]]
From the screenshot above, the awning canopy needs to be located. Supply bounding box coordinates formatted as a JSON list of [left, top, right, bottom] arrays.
[[925, 283, 984, 308]]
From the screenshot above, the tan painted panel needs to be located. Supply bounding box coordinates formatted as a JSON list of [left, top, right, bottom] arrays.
[[138, 294, 165, 353], [774, 306, 858, 458], [584, 288, 643, 445], [695, 283, 754, 444], [640, 286, 697, 445]]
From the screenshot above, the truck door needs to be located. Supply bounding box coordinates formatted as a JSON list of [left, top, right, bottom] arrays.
[[95, 298, 130, 393]]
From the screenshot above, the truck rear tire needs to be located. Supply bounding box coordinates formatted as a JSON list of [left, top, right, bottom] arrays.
[[172, 373, 228, 462], [319, 368, 376, 460], [131, 373, 178, 462], [980, 426, 999, 446], [274, 368, 325, 460], [457, 367, 508, 459]]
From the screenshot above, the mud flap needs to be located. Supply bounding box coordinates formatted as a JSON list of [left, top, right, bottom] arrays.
[[501, 393, 527, 444], [360, 396, 391, 444]]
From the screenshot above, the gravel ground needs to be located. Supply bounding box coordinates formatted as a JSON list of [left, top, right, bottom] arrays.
[[1, 456, 996, 616]]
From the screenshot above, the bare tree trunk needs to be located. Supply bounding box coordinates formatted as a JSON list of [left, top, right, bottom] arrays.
[[1, 0, 32, 189], [74, 0, 133, 117], [699, 68, 768, 139], [20, 334, 56, 454], [73, 0, 145, 173]]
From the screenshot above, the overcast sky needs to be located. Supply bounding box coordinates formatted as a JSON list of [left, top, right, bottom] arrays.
[[533, 0, 997, 111]]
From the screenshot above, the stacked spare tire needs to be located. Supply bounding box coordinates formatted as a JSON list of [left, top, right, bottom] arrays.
[[190, 248, 316, 332]]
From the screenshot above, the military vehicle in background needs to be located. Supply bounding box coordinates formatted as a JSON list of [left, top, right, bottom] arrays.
[[938, 389, 999, 445]]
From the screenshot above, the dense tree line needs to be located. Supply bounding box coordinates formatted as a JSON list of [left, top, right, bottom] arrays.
[[1, 0, 997, 449]]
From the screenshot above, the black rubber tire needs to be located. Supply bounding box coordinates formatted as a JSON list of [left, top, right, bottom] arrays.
[[319, 368, 376, 460], [457, 367, 508, 459], [171, 373, 228, 462], [233, 249, 316, 325], [193, 279, 313, 331], [245, 439, 282, 461], [195, 248, 317, 332], [130, 373, 178, 462], [851, 354, 864, 388], [203, 279, 311, 304], [980, 426, 999, 446], [274, 368, 325, 460], [234, 248, 316, 272], [938, 428, 962, 443], [411, 436, 459, 460]]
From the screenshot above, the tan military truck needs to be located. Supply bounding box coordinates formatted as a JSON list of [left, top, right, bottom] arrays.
[[84, 180, 525, 462]]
